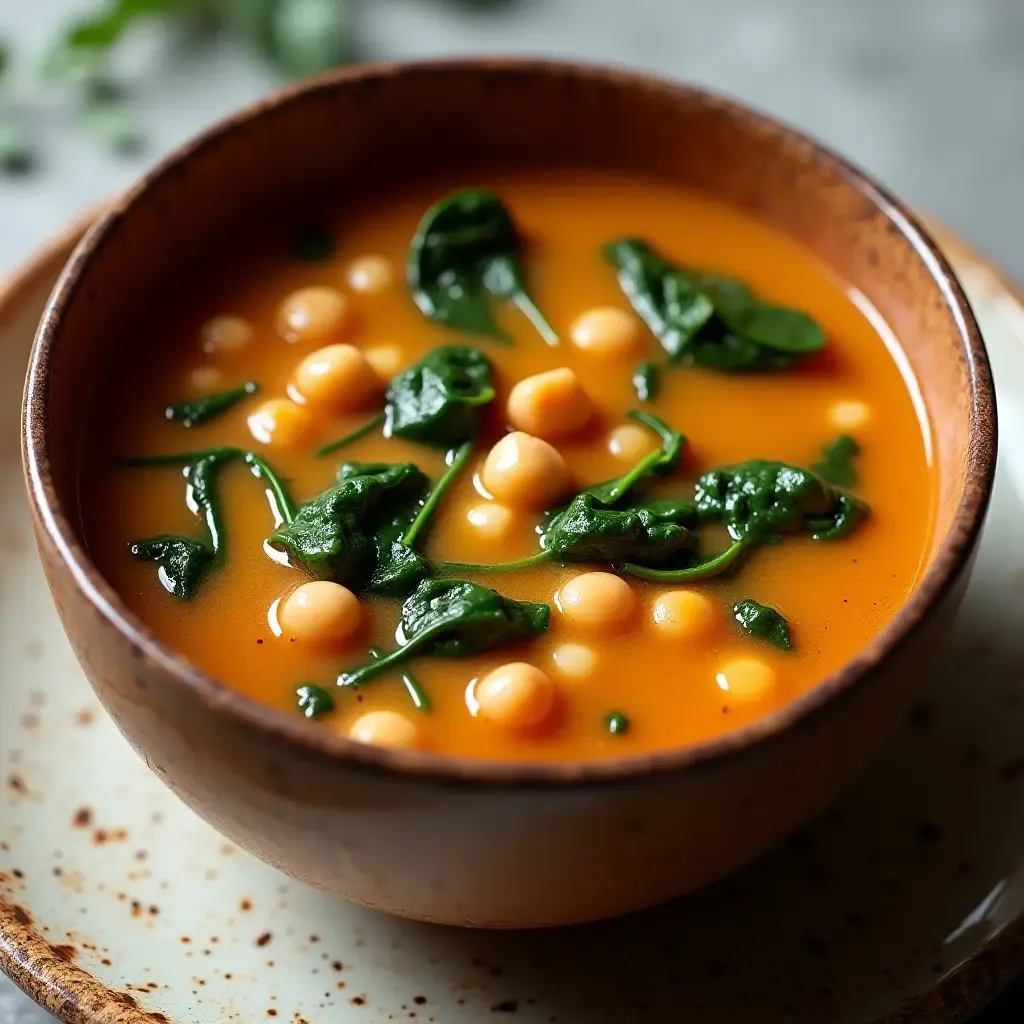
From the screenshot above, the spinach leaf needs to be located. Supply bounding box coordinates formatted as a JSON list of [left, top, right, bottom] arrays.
[[338, 579, 550, 688], [633, 361, 659, 403], [694, 459, 841, 544], [366, 442, 473, 596], [811, 434, 860, 487], [540, 492, 696, 567], [623, 458, 869, 583], [126, 446, 238, 598], [587, 410, 684, 504], [439, 411, 689, 575], [385, 346, 495, 446], [316, 413, 385, 457], [317, 346, 494, 456], [605, 711, 630, 735], [808, 493, 870, 541], [734, 598, 792, 651], [296, 682, 335, 719], [697, 271, 825, 353], [603, 238, 826, 369], [165, 380, 260, 428], [367, 645, 431, 712], [128, 536, 215, 600], [604, 239, 714, 361], [269, 462, 428, 587], [408, 189, 557, 346]]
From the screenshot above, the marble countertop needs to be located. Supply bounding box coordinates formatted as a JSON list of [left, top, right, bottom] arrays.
[[2, 0, 1022, 1020]]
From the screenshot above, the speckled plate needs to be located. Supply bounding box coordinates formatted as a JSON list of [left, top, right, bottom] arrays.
[[2, 222, 1024, 1024]]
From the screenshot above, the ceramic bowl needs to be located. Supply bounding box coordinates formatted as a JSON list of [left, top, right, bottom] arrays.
[[21, 59, 996, 929]]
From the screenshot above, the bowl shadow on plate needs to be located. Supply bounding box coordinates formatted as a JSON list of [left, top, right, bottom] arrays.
[[330, 590, 1024, 1023]]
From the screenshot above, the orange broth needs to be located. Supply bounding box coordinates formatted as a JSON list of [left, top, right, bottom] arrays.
[[79, 169, 936, 761]]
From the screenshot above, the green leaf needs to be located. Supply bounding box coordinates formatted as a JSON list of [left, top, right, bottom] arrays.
[[603, 238, 825, 369], [408, 189, 557, 345], [384, 345, 495, 447], [0, 39, 9, 81], [165, 381, 260, 428], [632, 361, 659, 403], [438, 411, 688, 576], [269, 462, 428, 587], [338, 579, 549, 688], [296, 682, 334, 719], [734, 598, 792, 650], [267, 0, 355, 79], [0, 120, 35, 175], [698, 272, 825, 353], [81, 94, 143, 155], [128, 535, 215, 599], [811, 434, 860, 487], [540, 493, 696, 567], [604, 711, 630, 735], [603, 238, 714, 361], [694, 459, 842, 544], [808, 493, 870, 541], [120, 446, 297, 598], [587, 410, 684, 505]]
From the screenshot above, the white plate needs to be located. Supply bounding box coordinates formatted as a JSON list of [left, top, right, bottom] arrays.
[[3, 226, 1024, 1024]]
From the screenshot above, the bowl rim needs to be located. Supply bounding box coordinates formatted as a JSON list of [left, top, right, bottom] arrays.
[[22, 57, 997, 788]]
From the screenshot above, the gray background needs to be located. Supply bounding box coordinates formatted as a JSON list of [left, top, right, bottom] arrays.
[[1, 1, 1021, 1021]]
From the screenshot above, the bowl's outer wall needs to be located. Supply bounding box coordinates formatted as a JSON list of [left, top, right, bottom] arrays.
[[25, 63, 989, 926]]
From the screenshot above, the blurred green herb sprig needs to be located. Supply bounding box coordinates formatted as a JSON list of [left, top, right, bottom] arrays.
[[0, 0, 511, 174]]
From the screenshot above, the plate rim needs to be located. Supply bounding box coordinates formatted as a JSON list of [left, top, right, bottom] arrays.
[[0, 217, 1020, 1024]]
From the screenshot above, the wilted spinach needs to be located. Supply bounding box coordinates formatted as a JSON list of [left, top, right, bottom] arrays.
[[633, 361, 659, 403], [273, 443, 473, 595], [407, 189, 558, 346], [367, 645, 431, 712], [623, 459, 868, 582], [269, 462, 428, 587], [603, 238, 826, 370], [123, 446, 240, 599], [338, 579, 550, 688], [165, 380, 260, 428], [317, 345, 494, 456], [296, 682, 335, 719], [811, 434, 860, 488], [734, 598, 792, 651], [440, 411, 690, 575]]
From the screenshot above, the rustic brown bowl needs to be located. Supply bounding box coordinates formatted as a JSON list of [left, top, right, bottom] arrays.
[[22, 59, 996, 929]]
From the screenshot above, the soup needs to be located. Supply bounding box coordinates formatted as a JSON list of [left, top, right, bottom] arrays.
[[79, 169, 935, 761]]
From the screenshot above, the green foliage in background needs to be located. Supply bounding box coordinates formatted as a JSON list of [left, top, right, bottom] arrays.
[[0, 0, 513, 173]]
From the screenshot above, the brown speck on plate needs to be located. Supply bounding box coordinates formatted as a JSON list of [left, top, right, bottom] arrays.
[[256, 931, 273, 947]]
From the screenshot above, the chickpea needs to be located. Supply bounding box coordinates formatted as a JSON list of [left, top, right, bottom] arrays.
[[480, 432, 571, 510], [347, 254, 394, 294], [474, 662, 556, 732], [828, 399, 872, 432], [277, 581, 362, 647], [506, 367, 593, 439], [277, 286, 351, 343], [363, 344, 405, 380], [199, 315, 252, 356], [465, 502, 515, 541], [551, 643, 598, 682], [569, 306, 642, 358], [189, 366, 224, 392], [608, 423, 659, 463], [558, 571, 636, 632], [247, 398, 311, 448], [349, 710, 419, 749], [650, 590, 719, 642], [293, 343, 382, 411], [715, 658, 777, 701]]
